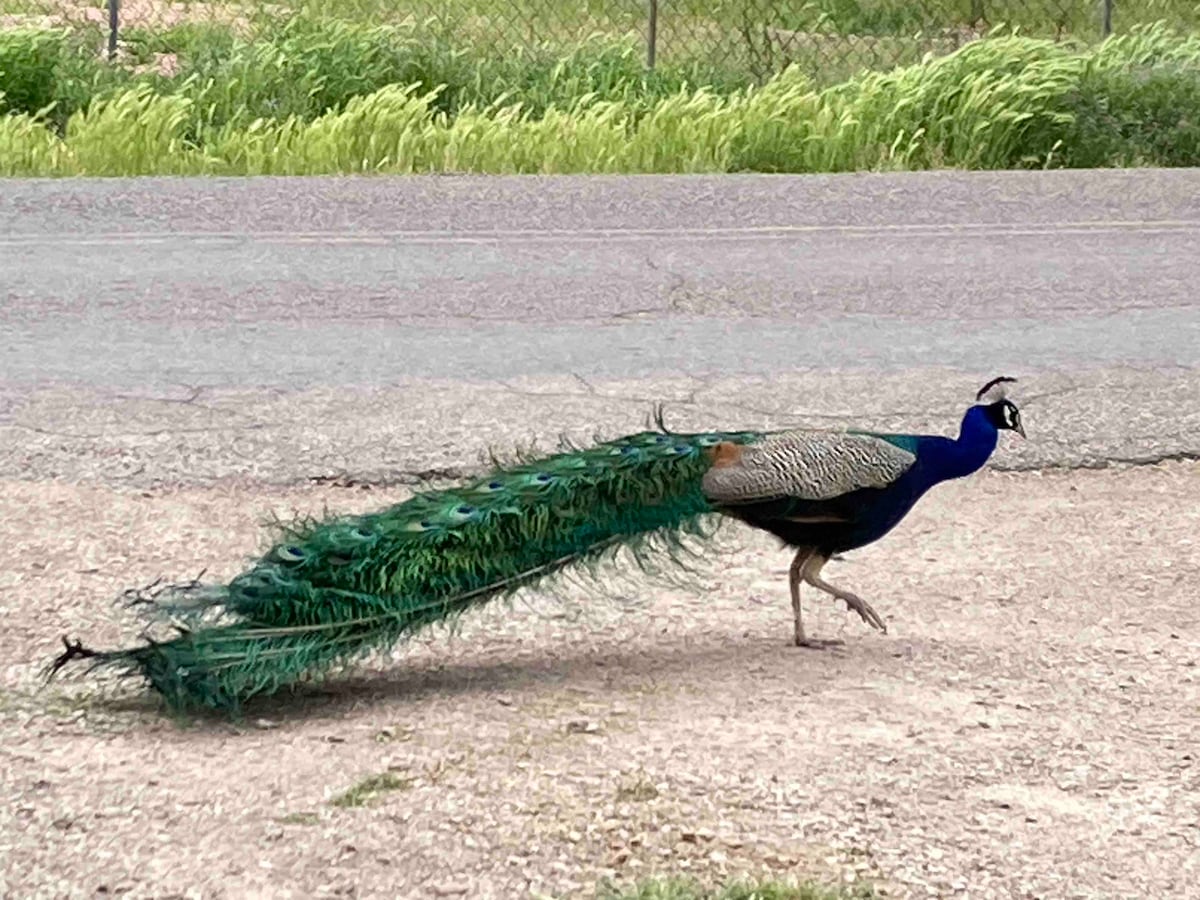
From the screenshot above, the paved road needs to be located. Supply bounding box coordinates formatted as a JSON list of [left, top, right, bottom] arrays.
[[2, 171, 1199, 485]]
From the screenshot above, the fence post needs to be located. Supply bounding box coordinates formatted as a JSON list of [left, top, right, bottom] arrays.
[[107, 0, 119, 60], [646, 0, 658, 69], [1100, 0, 1112, 37]]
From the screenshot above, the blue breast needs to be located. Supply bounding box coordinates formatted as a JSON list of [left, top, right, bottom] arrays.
[[824, 412, 1002, 552]]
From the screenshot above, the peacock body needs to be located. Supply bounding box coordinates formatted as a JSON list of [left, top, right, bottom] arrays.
[[50, 379, 1024, 713]]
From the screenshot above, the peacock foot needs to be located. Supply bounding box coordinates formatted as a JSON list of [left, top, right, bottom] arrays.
[[841, 592, 887, 634], [794, 637, 846, 650]]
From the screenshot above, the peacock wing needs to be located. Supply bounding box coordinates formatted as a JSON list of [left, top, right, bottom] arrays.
[[700, 430, 917, 505]]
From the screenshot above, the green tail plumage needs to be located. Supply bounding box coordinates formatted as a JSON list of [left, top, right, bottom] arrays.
[[49, 424, 764, 713]]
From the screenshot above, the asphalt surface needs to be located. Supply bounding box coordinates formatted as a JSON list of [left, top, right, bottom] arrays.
[[2, 170, 1199, 485]]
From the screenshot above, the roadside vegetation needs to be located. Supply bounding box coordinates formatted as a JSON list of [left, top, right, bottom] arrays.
[[2, 13, 1200, 175]]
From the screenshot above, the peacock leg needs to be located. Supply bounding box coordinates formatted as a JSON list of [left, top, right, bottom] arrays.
[[788, 548, 810, 647], [802, 556, 888, 635], [788, 548, 843, 649]]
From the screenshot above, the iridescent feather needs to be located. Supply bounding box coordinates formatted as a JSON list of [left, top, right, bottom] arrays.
[[48, 424, 762, 712]]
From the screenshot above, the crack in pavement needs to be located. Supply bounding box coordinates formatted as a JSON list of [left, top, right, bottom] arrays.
[[1020, 450, 1200, 471]]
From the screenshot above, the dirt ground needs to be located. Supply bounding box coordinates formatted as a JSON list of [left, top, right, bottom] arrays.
[[1, 462, 1198, 899]]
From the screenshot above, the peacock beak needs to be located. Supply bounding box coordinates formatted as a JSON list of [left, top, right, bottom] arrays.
[[1015, 419, 1026, 439]]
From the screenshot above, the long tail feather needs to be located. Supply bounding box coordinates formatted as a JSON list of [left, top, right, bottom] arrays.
[[48, 426, 764, 713]]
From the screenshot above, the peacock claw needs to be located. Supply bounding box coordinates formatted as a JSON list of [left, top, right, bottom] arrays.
[[835, 595, 892, 638], [843, 594, 887, 634]]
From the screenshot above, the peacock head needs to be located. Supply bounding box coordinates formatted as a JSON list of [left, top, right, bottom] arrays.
[[975, 376, 1025, 438]]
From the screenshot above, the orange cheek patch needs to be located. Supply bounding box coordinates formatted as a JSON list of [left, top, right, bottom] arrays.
[[707, 442, 744, 468]]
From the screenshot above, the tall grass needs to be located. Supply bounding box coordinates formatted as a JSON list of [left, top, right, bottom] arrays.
[[0, 110, 60, 175], [65, 85, 199, 175], [0, 19, 745, 130], [4, 25, 1200, 176]]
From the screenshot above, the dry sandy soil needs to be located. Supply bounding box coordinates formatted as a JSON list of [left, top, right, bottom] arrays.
[[1, 462, 1198, 899]]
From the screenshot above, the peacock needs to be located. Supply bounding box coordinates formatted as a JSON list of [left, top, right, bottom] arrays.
[[47, 377, 1024, 713]]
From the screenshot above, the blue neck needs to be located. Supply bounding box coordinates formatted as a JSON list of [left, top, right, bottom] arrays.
[[918, 405, 999, 483]]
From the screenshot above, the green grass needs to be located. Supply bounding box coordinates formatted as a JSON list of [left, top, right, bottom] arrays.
[[1, 20, 745, 130], [0, 26, 129, 127], [328, 771, 413, 808], [599, 876, 878, 900], [4, 25, 1200, 176]]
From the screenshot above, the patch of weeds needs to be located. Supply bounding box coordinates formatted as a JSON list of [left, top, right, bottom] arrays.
[[329, 771, 413, 808], [787, 0, 934, 37], [21, 684, 111, 720], [374, 724, 415, 743], [599, 877, 877, 900], [615, 773, 660, 802], [39, 690, 96, 718], [277, 811, 321, 825]]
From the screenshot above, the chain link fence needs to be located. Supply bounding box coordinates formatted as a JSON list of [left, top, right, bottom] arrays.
[[408, 0, 1106, 81], [2, 0, 1191, 83]]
